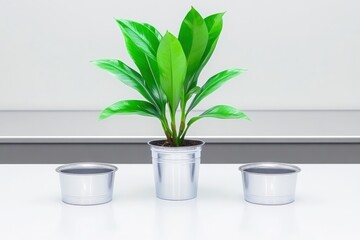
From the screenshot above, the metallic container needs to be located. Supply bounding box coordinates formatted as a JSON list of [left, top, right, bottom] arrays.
[[149, 140, 204, 201], [239, 162, 301, 205], [56, 162, 118, 205]]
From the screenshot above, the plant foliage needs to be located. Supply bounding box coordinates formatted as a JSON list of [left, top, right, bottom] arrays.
[[93, 7, 249, 146]]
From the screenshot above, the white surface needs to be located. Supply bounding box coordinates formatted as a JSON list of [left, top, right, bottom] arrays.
[[0, 110, 359, 143], [0, 164, 359, 240], [1, 0, 360, 110]]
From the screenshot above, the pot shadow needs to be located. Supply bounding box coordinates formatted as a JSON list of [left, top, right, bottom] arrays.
[[153, 198, 198, 240], [58, 202, 116, 239], [197, 185, 243, 203], [239, 201, 298, 237]]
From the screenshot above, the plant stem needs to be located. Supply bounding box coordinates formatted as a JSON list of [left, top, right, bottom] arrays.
[[160, 119, 173, 145], [170, 111, 179, 146], [156, 101, 172, 145], [178, 93, 187, 145], [179, 123, 190, 143], [161, 114, 172, 134], [178, 119, 185, 145]]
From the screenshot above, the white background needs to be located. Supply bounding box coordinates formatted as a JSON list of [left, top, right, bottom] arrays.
[[1, 0, 359, 110]]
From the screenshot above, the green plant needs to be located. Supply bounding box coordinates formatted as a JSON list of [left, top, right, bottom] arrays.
[[93, 7, 249, 147]]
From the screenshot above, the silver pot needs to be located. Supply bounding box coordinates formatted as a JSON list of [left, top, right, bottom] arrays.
[[239, 162, 301, 205], [148, 140, 204, 201], [56, 162, 118, 205]]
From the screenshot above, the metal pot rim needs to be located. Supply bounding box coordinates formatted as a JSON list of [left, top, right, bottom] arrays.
[[239, 162, 301, 175], [56, 162, 118, 175], [148, 139, 205, 151]]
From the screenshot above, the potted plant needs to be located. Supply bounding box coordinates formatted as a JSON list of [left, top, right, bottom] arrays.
[[93, 7, 249, 200]]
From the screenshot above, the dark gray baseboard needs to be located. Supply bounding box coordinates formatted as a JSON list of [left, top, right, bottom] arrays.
[[1, 143, 359, 164]]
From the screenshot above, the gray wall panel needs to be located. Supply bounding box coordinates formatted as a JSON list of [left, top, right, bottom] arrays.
[[0, 143, 359, 164]]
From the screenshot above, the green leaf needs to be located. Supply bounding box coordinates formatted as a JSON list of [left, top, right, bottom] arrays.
[[187, 12, 225, 92], [92, 59, 154, 103], [187, 105, 249, 127], [99, 100, 160, 120], [144, 23, 162, 41], [122, 40, 164, 103], [116, 19, 166, 110], [202, 12, 225, 67], [178, 7, 208, 90], [157, 32, 187, 112], [186, 86, 201, 100], [188, 69, 244, 112], [116, 19, 159, 60]]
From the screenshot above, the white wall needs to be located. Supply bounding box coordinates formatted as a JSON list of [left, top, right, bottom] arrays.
[[1, 0, 359, 110]]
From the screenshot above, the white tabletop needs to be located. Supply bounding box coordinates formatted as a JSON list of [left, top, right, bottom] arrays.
[[0, 164, 359, 240], [0, 110, 360, 143]]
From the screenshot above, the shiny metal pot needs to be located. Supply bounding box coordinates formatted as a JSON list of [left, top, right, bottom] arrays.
[[56, 162, 118, 205], [149, 140, 204, 201], [239, 162, 301, 205]]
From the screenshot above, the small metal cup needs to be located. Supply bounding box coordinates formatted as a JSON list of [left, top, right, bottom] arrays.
[[239, 162, 301, 205], [56, 162, 118, 205]]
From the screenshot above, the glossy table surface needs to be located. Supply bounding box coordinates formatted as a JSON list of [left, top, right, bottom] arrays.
[[0, 164, 359, 240]]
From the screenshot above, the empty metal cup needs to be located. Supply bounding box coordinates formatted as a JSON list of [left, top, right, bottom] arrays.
[[56, 162, 118, 205], [239, 162, 301, 205]]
